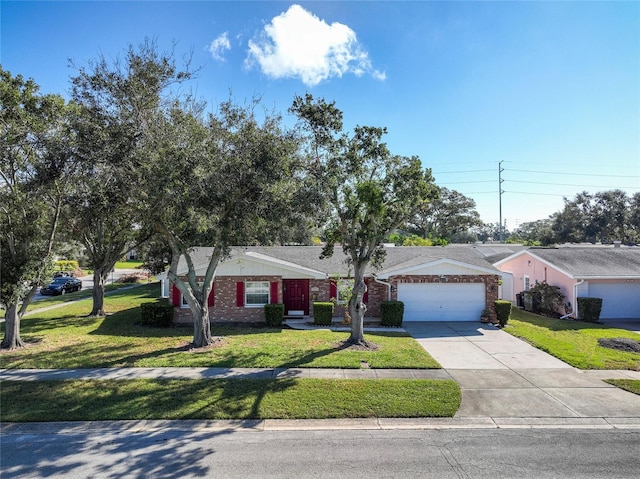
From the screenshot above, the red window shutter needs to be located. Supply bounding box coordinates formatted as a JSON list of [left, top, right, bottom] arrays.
[[171, 285, 181, 307], [236, 282, 245, 307], [208, 283, 215, 307], [330, 281, 337, 300], [270, 282, 278, 304], [363, 278, 369, 304]]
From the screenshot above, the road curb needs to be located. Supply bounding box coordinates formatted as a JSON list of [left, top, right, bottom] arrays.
[[2, 417, 640, 434]]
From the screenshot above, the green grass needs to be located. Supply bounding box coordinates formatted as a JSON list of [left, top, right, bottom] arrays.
[[115, 260, 144, 269], [24, 282, 137, 312], [505, 308, 640, 370], [604, 379, 640, 396], [1, 283, 440, 369], [0, 378, 461, 421]]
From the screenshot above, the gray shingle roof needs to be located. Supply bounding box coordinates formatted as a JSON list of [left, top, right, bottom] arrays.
[[178, 245, 499, 276], [528, 247, 640, 277]]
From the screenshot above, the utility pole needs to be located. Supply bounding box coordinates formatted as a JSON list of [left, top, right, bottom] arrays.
[[498, 160, 504, 242]]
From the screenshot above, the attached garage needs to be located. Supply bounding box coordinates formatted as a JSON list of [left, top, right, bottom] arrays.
[[398, 282, 486, 322], [586, 282, 640, 319]]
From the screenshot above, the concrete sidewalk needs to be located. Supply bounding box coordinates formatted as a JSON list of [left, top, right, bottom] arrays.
[[404, 322, 640, 421], [2, 321, 639, 430]]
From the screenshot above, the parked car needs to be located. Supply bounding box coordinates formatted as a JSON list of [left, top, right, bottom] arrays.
[[40, 277, 82, 295], [53, 271, 71, 278]]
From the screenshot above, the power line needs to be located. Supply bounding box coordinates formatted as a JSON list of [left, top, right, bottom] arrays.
[[503, 190, 573, 197], [433, 169, 494, 174], [506, 168, 639, 179], [507, 179, 640, 189], [444, 180, 495, 184]]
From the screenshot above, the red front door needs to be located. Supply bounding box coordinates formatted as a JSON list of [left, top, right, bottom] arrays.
[[283, 279, 309, 315]]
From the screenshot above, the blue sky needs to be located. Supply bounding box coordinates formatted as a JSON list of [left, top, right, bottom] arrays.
[[2, 1, 639, 228]]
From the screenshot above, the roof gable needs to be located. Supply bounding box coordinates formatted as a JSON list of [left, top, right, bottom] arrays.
[[496, 247, 640, 278]]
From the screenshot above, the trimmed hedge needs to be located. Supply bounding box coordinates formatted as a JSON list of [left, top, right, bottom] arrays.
[[264, 303, 285, 327], [494, 300, 512, 327], [313, 302, 334, 326], [381, 301, 404, 327], [577, 297, 603, 323], [139, 300, 174, 327]]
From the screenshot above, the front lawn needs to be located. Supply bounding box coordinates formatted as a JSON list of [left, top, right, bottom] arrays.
[[1, 283, 440, 369], [505, 308, 640, 370], [0, 378, 461, 421]]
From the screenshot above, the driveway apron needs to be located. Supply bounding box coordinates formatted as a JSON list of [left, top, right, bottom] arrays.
[[404, 322, 640, 421]]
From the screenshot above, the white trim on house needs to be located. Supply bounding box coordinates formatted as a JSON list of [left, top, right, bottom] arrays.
[[178, 251, 326, 280], [495, 250, 576, 279], [495, 250, 640, 281], [376, 258, 498, 280]]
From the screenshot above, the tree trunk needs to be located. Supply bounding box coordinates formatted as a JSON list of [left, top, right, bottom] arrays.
[[192, 304, 214, 348], [348, 264, 368, 346], [1, 304, 25, 350], [90, 269, 108, 316]]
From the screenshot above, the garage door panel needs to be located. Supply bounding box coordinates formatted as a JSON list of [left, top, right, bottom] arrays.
[[398, 283, 485, 322], [587, 282, 640, 319]]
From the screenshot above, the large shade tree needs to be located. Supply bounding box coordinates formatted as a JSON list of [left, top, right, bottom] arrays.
[[551, 190, 638, 244], [290, 94, 438, 346], [405, 186, 482, 242], [142, 98, 305, 347], [0, 68, 70, 349], [67, 41, 193, 316]]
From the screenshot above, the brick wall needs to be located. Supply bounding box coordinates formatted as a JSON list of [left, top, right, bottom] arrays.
[[173, 275, 281, 324], [172, 273, 501, 324]]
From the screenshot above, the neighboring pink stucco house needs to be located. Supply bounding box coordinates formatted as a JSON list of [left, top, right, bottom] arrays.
[[495, 246, 640, 320]]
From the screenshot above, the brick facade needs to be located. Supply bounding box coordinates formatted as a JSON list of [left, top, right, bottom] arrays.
[[172, 273, 500, 324]]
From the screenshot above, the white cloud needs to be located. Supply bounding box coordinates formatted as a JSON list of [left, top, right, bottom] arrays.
[[209, 32, 231, 61], [245, 4, 384, 86]]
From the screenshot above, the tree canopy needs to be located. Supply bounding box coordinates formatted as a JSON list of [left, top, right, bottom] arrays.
[[290, 93, 438, 346], [0, 67, 70, 348]]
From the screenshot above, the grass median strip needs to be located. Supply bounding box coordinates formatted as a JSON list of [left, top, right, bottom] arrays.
[[0, 378, 461, 422], [504, 308, 640, 370], [604, 379, 640, 396]]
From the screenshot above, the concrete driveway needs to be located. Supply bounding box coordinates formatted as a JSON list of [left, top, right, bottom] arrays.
[[404, 322, 640, 423], [599, 319, 640, 334]]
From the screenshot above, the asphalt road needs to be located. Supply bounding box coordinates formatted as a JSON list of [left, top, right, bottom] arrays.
[[2, 427, 639, 478], [32, 269, 143, 301]]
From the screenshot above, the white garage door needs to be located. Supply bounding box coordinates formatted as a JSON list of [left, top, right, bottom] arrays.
[[587, 282, 640, 319], [397, 283, 486, 322]]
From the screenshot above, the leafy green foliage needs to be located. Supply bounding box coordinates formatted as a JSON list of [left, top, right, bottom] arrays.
[[0, 67, 70, 348], [381, 301, 404, 327], [527, 281, 566, 316], [494, 300, 512, 327], [551, 190, 639, 244], [264, 304, 285, 327], [313, 302, 334, 325], [66, 40, 191, 316], [577, 297, 603, 322], [405, 187, 482, 242], [291, 94, 437, 344], [139, 300, 174, 327]]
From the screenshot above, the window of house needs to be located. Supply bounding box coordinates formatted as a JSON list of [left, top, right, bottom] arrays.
[[245, 281, 270, 307], [523, 275, 530, 291], [181, 282, 202, 308]]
